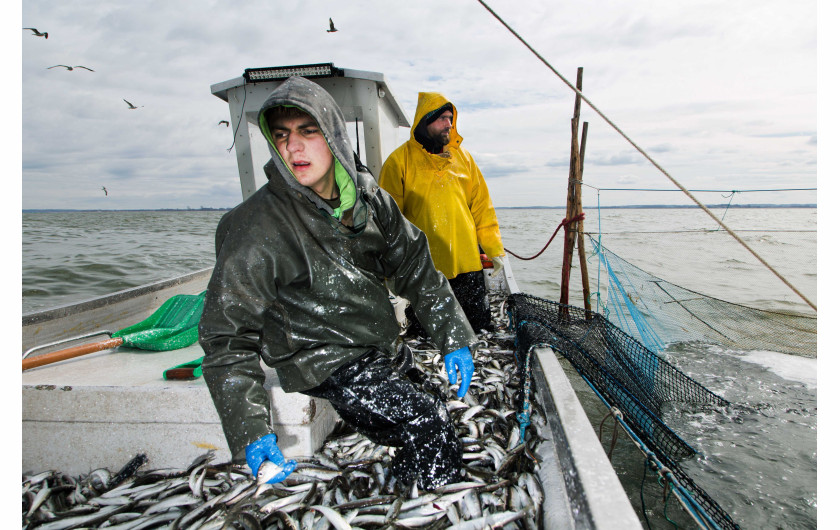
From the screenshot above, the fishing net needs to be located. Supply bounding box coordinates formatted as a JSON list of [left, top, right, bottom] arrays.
[[506, 293, 738, 529], [589, 238, 817, 357]]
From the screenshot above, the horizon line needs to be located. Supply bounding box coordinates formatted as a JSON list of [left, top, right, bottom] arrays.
[[22, 203, 818, 213]]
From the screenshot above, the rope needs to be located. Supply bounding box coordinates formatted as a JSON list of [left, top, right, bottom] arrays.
[[516, 342, 536, 444], [475, 0, 816, 312], [597, 407, 624, 461], [659, 476, 681, 528], [513, 338, 551, 445], [713, 191, 737, 230], [640, 456, 654, 530], [579, 184, 816, 193], [227, 86, 248, 153], [594, 190, 610, 317], [504, 212, 585, 260], [585, 229, 816, 234]]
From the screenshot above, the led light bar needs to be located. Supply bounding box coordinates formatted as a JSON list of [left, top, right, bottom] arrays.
[[242, 63, 343, 83]]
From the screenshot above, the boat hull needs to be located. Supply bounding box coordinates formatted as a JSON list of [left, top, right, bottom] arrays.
[[21, 260, 639, 527]]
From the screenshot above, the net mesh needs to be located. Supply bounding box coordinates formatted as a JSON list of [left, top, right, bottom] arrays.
[[590, 239, 817, 357], [506, 293, 738, 529]]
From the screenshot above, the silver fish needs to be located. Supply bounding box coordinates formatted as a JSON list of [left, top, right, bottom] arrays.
[[257, 460, 285, 485], [25, 484, 51, 518], [309, 504, 353, 530], [446, 506, 533, 530], [33, 504, 126, 530], [260, 490, 311, 514]]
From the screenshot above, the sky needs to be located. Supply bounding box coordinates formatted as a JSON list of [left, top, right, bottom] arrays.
[[14, 0, 820, 211]]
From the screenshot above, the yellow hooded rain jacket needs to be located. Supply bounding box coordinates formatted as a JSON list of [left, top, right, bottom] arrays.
[[379, 92, 505, 279]]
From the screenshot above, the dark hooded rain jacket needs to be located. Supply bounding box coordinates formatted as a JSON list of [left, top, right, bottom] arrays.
[[198, 76, 477, 460]]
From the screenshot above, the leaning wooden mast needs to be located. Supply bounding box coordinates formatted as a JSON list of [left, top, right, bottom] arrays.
[[560, 67, 591, 313]]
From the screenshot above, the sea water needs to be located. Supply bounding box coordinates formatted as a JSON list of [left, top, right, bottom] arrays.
[[497, 207, 816, 529], [21, 207, 817, 528]]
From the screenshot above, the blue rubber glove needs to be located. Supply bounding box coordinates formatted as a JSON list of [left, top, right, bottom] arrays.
[[444, 346, 474, 398], [245, 434, 297, 484]]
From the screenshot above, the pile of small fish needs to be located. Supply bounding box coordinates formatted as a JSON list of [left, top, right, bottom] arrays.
[[22, 292, 549, 529]]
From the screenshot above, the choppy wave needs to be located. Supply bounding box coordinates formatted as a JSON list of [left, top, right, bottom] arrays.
[[23, 210, 223, 313]]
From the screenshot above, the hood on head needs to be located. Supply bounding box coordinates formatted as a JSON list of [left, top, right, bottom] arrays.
[[410, 92, 462, 151], [258, 76, 357, 219]]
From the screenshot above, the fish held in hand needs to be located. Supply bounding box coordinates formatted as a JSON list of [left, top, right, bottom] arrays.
[[257, 459, 296, 485]]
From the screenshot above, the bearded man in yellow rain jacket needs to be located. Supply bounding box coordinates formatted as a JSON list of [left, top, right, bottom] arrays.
[[379, 92, 505, 333]]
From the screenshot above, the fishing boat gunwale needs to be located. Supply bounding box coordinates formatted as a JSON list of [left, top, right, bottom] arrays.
[[22, 267, 215, 358], [23, 267, 214, 328]]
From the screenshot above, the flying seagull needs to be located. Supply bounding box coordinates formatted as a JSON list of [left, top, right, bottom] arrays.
[[102, 186, 108, 196], [327, 18, 338, 32], [218, 120, 230, 127], [48, 65, 94, 71], [23, 28, 48, 38], [123, 99, 143, 109]]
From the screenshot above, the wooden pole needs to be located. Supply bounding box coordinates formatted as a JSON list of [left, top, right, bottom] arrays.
[[22, 337, 125, 371], [576, 122, 592, 315], [560, 67, 584, 308]]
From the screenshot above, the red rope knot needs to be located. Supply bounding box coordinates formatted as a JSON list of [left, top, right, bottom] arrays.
[[562, 211, 586, 232]]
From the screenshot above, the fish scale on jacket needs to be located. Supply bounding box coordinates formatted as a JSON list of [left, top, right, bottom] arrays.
[[198, 76, 477, 460]]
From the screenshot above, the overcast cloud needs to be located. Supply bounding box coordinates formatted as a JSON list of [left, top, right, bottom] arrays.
[[14, 0, 819, 210]]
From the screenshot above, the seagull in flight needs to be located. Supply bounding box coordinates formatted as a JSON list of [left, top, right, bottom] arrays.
[[102, 186, 108, 196], [48, 65, 94, 71], [123, 99, 143, 109], [218, 120, 230, 127], [23, 28, 48, 38], [327, 18, 338, 32]]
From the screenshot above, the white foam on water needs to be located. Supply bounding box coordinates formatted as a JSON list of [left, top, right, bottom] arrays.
[[739, 350, 817, 389]]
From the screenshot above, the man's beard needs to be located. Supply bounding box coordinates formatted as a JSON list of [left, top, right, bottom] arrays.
[[430, 130, 450, 147]]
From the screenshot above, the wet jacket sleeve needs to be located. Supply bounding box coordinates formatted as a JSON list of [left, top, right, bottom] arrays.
[[371, 186, 477, 354], [465, 151, 505, 259], [198, 214, 275, 461]]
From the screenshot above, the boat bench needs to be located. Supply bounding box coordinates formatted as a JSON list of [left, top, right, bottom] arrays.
[[22, 344, 338, 476]]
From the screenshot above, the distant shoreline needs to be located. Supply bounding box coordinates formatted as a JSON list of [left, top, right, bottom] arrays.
[[23, 204, 816, 213]]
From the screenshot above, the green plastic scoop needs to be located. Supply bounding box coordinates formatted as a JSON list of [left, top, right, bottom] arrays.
[[22, 292, 206, 371]]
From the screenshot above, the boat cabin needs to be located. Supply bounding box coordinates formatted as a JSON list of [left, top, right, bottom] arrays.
[[209, 62, 410, 199]]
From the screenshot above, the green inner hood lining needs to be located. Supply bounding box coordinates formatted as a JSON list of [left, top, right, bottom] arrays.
[[259, 105, 356, 219]]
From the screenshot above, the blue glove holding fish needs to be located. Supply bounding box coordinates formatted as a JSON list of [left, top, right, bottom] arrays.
[[445, 346, 474, 398], [245, 434, 297, 484]]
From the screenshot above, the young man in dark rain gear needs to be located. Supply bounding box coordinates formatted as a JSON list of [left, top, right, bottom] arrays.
[[379, 92, 505, 334], [198, 76, 477, 490]]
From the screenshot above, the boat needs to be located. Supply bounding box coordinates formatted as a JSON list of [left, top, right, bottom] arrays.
[[22, 64, 641, 527]]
